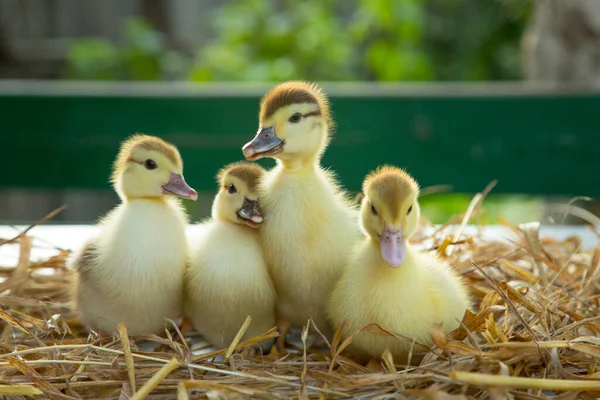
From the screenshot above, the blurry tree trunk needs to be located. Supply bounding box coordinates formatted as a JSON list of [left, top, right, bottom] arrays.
[[142, 0, 168, 33], [0, 21, 16, 79], [521, 0, 600, 86]]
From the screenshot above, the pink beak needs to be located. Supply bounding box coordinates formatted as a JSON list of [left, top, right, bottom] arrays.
[[380, 224, 407, 268]]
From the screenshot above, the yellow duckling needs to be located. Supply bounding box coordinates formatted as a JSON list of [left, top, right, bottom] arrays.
[[184, 162, 276, 351], [242, 81, 361, 341], [70, 134, 198, 336], [327, 166, 471, 364]]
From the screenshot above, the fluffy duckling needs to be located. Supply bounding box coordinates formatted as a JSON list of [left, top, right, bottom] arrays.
[[184, 162, 276, 351], [70, 134, 198, 336], [327, 166, 471, 364], [242, 81, 361, 340]]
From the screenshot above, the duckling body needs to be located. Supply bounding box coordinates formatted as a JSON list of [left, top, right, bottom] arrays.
[[184, 162, 276, 350], [76, 198, 188, 335], [329, 240, 469, 363], [259, 164, 358, 332], [70, 134, 198, 336], [185, 221, 275, 348], [242, 81, 360, 335], [327, 166, 470, 364]]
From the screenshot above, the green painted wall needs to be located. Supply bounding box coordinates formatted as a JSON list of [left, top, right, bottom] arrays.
[[1, 82, 598, 197]]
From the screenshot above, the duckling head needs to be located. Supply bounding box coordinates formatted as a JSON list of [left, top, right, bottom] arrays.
[[360, 166, 420, 268], [212, 162, 265, 228], [111, 134, 198, 201], [242, 81, 332, 166]]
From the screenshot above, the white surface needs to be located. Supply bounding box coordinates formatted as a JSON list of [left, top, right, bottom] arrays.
[[0, 224, 598, 268]]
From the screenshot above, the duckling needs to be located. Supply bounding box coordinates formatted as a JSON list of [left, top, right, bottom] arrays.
[[69, 134, 198, 336], [327, 166, 471, 364], [183, 162, 276, 351], [242, 81, 361, 341]]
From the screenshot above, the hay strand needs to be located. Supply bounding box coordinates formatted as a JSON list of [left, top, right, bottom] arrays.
[[117, 322, 137, 393], [130, 357, 179, 400], [224, 315, 252, 361], [451, 371, 600, 391], [0, 384, 43, 395], [177, 381, 189, 400]]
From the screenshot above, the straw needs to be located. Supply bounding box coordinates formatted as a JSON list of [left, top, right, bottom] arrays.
[[451, 371, 600, 391], [130, 357, 180, 400], [0, 201, 599, 398], [117, 322, 137, 392]]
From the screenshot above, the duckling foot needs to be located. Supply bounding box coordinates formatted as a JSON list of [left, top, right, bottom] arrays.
[[275, 318, 292, 354], [269, 344, 288, 358], [179, 316, 194, 336], [365, 358, 386, 373]]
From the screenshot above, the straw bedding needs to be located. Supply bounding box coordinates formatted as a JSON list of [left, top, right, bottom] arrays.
[[0, 203, 599, 400]]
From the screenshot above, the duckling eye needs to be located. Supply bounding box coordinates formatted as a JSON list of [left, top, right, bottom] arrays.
[[407, 205, 413, 215], [289, 113, 302, 123], [144, 159, 157, 170], [228, 184, 237, 194], [370, 203, 378, 216]]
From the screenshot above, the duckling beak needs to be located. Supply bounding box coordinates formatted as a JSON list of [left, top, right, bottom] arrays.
[[162, 172, 198, 201], [380, 224, 406, 268], [242, 126, 284, 161], [237, 197, 263, 228]]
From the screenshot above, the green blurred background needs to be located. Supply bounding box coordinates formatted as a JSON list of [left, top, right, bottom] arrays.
[[63, 0, 530, 82], [0, 0, 598, 226]]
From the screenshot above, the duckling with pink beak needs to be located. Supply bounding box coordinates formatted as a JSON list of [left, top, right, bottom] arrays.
[[328, 165, 471, 365], [380, 224, 407, 268]]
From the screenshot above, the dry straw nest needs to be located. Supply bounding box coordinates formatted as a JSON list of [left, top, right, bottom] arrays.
[[0, 197, 599, 400]]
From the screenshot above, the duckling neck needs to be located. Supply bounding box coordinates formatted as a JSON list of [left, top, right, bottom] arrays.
[[122, 195, 168, 204], [211, 209, 255, 231], [278, 155, 320, 173], [210, 196, 233, 224], [213, 213, 235, 225]]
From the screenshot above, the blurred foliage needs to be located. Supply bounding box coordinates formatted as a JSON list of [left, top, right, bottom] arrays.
[[419, 193, 544, 225], [190, 0, 356, 81], [65, 0, 532, 82], [65, 18, 188, 80], [424, 0, 532, 80]]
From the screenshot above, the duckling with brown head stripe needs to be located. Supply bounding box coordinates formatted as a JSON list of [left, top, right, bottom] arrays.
[[112, 134, 198, 201], [184, 162, 276, 352], [243, 80, 332, 167], [70, 134, 197, 336], [213, 162, 264, 228], [327, 166, 471, 365], [242, 81, 361, 349]]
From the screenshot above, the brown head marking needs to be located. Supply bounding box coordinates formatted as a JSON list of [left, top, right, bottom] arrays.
[[217, 161, 266, 192], [363, 165, 419, 221], [259, 81, 332, 127], [111, 134, 182, 182]]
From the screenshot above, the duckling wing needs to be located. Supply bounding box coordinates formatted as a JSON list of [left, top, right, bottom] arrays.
[[70, 239, 99, 281]]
